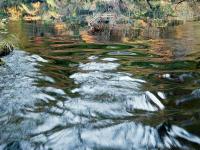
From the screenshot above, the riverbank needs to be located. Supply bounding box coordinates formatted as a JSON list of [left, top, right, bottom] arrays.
[[0, 1, 199, 28]]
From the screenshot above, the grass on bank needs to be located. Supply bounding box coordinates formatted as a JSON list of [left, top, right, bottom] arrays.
[[0, 34, 18, 57]]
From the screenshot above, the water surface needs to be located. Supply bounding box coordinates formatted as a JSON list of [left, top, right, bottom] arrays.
[[0, 21, 200, 149]]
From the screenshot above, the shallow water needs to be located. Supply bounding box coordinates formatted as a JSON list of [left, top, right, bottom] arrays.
[[0, 21, 200, 149]]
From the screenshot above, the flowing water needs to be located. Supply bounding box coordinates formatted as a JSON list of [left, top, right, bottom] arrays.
[[0, 21, 200, 149]]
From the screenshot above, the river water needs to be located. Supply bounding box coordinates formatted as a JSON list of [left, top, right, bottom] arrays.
[[0, 21, 200, 149]]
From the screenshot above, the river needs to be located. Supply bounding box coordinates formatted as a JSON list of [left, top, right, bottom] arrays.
[[0, 21, 200, 149]]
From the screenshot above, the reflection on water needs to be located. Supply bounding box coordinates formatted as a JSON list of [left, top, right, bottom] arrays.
[[0, 21, 200, 149], [0, 50, 51, 145], [70, 57, 164, 112]]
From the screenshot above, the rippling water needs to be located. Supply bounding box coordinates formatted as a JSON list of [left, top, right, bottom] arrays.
[[0, 21, 200, 149]]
